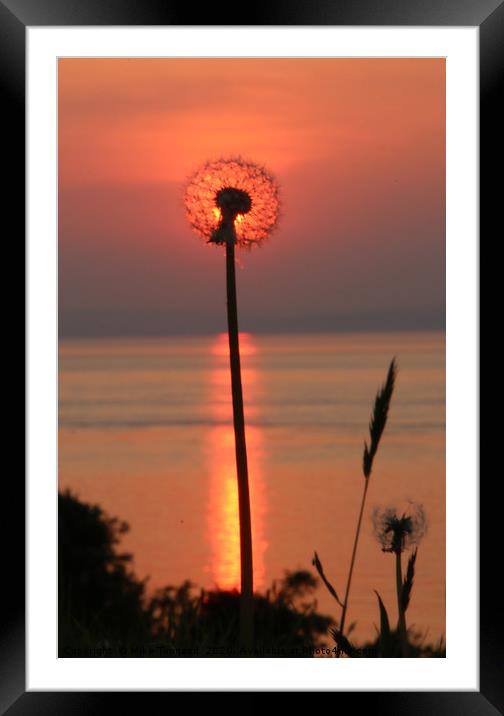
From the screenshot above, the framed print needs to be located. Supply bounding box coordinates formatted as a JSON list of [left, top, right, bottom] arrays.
[[3, 0, 495, 710]]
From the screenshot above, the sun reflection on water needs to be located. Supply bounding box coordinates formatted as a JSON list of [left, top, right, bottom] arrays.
[[206, 333, 267, 591]]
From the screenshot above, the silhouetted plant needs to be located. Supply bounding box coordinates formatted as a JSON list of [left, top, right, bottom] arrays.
[[58, 488, 151, 653], [331, 610, 445, 659], [184, 157, 280, 650], [156, 570, 334, 656], [313, 359, 397, 652], [59, 490, 334, 657], [372, 501, 427, 656], [148, 580, 203, 645], [330, 501, 428, 658]]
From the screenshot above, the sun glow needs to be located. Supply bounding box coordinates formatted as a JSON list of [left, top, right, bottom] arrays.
[[206, 333, 266, 590], [210, 207, 244, 227], [184, 158, 280, 248]]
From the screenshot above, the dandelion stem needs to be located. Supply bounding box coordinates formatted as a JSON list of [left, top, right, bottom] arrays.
[[225, 231, 254, 651], [395, 551, 408, 656], [339, 477, 370, 639]]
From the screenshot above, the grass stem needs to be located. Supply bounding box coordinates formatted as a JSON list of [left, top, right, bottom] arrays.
[[338, 360, 397, 649], [339, 477, 370, 637]]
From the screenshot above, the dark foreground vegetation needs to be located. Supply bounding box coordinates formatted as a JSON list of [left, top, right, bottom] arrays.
[[59, 489, 444, 658]]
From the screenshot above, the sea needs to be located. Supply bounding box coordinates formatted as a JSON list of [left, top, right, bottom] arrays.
[[59, 331, 445, 646]]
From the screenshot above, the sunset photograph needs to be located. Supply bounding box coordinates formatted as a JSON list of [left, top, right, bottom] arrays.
[[58, 57, 445, 658]]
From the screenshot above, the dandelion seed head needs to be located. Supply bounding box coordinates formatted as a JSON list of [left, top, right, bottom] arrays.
[[184, 157, 280, 249], [372, 500, 427, 555]]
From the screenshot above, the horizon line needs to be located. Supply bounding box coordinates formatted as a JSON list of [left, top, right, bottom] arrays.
[[59, 326, 445, 342]]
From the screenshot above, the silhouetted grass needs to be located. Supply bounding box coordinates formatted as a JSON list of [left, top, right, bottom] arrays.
[[313, 361, 444, 658], [314, 359, 398, 649]]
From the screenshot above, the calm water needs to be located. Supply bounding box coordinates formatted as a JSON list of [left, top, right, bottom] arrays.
[[59, 331, 445, 645]]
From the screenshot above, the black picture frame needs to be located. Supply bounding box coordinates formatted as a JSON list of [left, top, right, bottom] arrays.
[[4, 0, 494, 710]]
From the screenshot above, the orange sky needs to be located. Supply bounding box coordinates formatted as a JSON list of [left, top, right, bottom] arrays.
[[58, 58, 445, 337]]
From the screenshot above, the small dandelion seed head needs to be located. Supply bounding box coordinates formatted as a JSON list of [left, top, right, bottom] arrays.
[[372, 500, 427, 555], [184, 157, 280, 249]]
